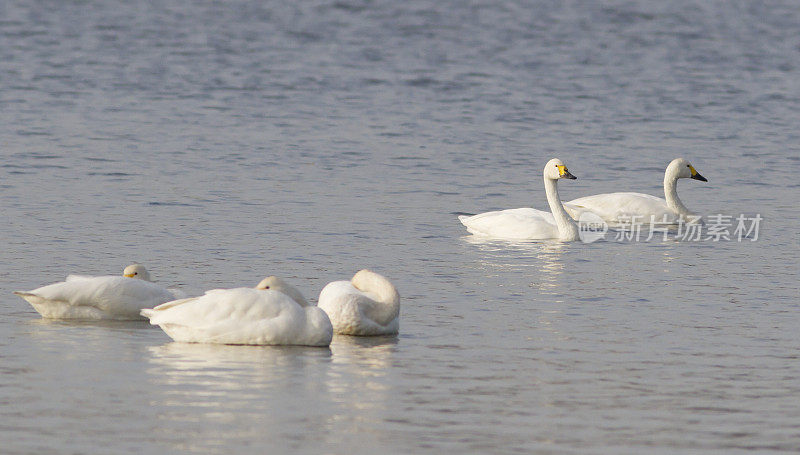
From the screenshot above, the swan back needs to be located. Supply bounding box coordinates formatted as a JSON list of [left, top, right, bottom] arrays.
[[123, 264, 151, 281], [255, 276, 310, 307], [459, 208, 559, 239], [351, 269, 400, 321], [141, 286, 332, 346]]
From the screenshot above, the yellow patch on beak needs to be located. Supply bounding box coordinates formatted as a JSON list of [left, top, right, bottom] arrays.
[[123, 274, 135, 278], [557, 165, 568, 177], [689, 165, 698, 176]]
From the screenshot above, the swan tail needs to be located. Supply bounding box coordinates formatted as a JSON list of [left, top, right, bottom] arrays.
[[13, 291, 43, 305]]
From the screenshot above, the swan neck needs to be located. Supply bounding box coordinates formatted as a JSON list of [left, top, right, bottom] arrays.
[[352, 271, 400, 318], [544, 177, 579, 241], [664, 171, 691, 216]]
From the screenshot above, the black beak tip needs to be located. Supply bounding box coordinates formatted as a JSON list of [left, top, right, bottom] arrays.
[[693, 174, 708, 182]]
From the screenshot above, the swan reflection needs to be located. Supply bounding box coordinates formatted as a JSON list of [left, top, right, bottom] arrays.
[[144, 342, 335, 452], [323, 336, 397, 416], [461, 236, 571, 338], [143, 338, 399, 451], [24, 318, 153, 350], [146, 342, 331, 387], [461, 236, 567, 292]]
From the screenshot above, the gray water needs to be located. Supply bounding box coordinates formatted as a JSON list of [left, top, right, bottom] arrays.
[[1, 1, 799, 453]]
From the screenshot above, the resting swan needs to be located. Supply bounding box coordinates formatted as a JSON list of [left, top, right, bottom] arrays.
[[458, 158, 579, 241], [141, 276, 333, 346], [318, 270, 399, 336], [564, 158, 707, 224], [13, 264, 183, 320]]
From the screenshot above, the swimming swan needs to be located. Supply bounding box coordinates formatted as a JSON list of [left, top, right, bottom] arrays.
[[141, 276, 333, 346], [564, 158, 707, 224], [318, 270, 399, 336], [458, 158, 580, 241], [13, 264, 183, 320]]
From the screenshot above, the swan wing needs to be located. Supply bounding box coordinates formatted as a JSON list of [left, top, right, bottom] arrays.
[[458, 208, 558, 240], [145, 288, 332, 346], [144, 288, 279, 326], [566, 192, 677, 223]]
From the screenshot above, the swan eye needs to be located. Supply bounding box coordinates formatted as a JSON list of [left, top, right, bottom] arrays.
[[134, 272, 138, 275], [264, 286, 270, 289]]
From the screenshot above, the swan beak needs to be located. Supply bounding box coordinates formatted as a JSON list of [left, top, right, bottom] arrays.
[[689, 165, 707, 182], [689, 165, 708, 182], [557, 165, 577, 179], [123, 274, 135, 278]]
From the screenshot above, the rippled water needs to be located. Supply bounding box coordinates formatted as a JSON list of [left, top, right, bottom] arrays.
[[2, 1, 799, 453]]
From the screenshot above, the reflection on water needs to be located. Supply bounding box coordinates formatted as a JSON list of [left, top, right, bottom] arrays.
[[461, 236, 567, 293], [148, 341, 332, 365], [146, 342, 333, 401], [143, 339, 398, 453], [21, 317, 155, 353], [323, 336, 397, 437], [26, 317, 153, 331], [2, 0, 799, 451], [145, 342, 334, 453], [328, 335, 397, 386]]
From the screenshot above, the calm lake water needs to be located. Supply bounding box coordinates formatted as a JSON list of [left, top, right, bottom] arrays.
[[2, 1, 799, 453]]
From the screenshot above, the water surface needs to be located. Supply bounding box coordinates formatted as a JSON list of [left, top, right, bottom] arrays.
[[1, 1, 799, 453]]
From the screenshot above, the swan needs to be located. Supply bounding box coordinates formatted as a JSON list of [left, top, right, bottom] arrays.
[[141, 276, 333, 347], [564, 158, 707, 224], [317, 270, 399, 336], [458, 158, 580, 241], [13, 264, 183, 320]]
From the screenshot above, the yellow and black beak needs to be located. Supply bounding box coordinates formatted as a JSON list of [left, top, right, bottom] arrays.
[[689, 165, 707, 182], [123, 273, 135, 278], [557, 165, 577, 180]]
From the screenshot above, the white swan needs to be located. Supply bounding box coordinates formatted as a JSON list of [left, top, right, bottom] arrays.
[[13, 264, 183, 320], [141, 276, 333, 347], [564, 158, 707, 224], [318, 270, 399, 336], [458, 158, 580, 241]]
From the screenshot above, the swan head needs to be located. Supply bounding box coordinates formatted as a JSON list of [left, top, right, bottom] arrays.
[[122, 264, 151, 281], [255, 276, 310, 306], [668, 158, 707, 182], [543, 158, 577, 181]]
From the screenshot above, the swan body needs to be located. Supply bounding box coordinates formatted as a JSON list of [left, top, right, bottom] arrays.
[[564, 158, 707, 224], [141, 277, 332, 347], [458, 158, 580, 241], [13, 264, 181, 320], [318, 270, 399, 336]]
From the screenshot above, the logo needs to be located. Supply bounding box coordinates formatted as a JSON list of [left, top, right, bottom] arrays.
[[577, 211, 608, 243]]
